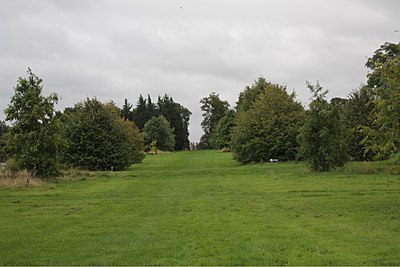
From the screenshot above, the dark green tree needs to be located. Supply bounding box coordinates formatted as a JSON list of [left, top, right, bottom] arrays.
[[344, 85, 377, 161], [62, 98, 144, 170], [0, 121, 10, 162], [157, 94, 191, 150], [209, 109, 236, 149], [4, 68, 61, 177], [200, 92, 229, 148], [298, 82, 348, 171], [236, 77, 271, 113], [231, 81, 304, 163], [121, 98, 133, 121], [143, 115, 175, 152]]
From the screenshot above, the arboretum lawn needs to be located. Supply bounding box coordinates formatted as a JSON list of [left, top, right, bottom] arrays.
[[0, 150, 399, 265]]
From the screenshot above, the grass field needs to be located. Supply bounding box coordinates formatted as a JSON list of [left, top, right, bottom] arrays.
[[0, 150, 399, 265]]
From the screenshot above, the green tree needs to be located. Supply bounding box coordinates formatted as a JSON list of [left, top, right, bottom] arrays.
[[366, 42, 400, 88], [143, 115, 175, 152], [345, 85, 377, 161], [157, 94, 191, 150], [236, 77, 271, 113], [62, 98, 144, 170], [4, 68, 61, 177], [231, 81, 304, 163], [200, 92, 229, 148], [121, 98, 133, 121], [298, 81, 348, 171], [0, 121, 10, 162], [364, 55, 400, 159], [209, 109, 236, 149]]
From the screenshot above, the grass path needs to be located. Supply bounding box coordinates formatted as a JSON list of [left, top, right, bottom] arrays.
[[0, 150, 399, 265]]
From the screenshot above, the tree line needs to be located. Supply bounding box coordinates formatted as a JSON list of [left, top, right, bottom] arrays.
[[199, 42, 400, 171], [0, 71, 191, 177]]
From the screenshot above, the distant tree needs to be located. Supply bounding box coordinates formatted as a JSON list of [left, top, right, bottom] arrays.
[[62, 98, 144, 170], [121, 98, 133, 121], [143, 115, 175, 152], [344, 85, 377, 161], [298, 81, 348, 171], [157, 94, 191, 150], [4, 68, 61, 177], [231, 81, 304, 163], [209, 110, 236, 149], [200, 92, 229, 148]]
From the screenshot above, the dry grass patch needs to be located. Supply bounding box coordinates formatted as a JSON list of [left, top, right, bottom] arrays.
[[0, 170, 44, 188]]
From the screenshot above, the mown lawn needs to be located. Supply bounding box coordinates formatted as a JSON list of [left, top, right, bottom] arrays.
[[0, 150, 399, 265]]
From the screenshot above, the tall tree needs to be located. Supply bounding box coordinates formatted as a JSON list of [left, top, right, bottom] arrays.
[[4, 68, 61, 177], [298, 82, 348, 171], [157, 94, 191, 150], [200, 92, 229, 148], [121, 98, 133, 121], [366, 42, 400, 88], [345, 85, 377, 161], [209, 110, 236, 149], [231, 81, 304, 163]]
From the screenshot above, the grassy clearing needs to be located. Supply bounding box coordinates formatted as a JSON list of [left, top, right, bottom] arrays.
[[0, 150, 399, 265]]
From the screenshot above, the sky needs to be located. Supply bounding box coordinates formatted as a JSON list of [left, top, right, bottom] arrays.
[[0, 0, 399, 141]]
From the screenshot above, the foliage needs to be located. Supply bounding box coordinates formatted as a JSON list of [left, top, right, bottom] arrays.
[[62, 98, 144, 170], [344, 85, 377, 161], [231, 80, 304, 163], [0, 121, 10, 162], [364, 55, 400, 159], [365, 42, 400, 88], [298, 81, 348, 171], [121, 98, 133, 121], [209, 109, 236, 149], [4, 68, 61, 178], [236, 77, 272, 113], [157, 94, 191, 150], [143, 115, 175, 152], [200, 92, 230, 148]]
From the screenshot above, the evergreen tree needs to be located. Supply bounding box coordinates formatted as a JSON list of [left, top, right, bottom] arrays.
[[209, 110, 236, 149]]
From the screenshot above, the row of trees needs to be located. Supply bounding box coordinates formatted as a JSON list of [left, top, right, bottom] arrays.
[[1, 70, 191, 177], [200, 42, 400, 171]]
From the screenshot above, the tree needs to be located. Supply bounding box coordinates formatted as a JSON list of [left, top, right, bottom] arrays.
[[143, 115, 175, 152], [366, 42, 400, 88], [344, 85, 377, 161], [157, 94, 191, 150], [298, 81, 348, 171], [0, 121, 10, 162], [121, 98, 133, 121], [236, 77, 271, 113], [209, 109, 236, 149], [4, 68, 61, 177], [231, 80, 304, 163], [364, 55, 400, 159], [62, 98, 144, 170], [200, 92, 229, 148]]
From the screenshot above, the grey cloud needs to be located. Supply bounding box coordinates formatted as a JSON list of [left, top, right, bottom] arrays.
[[1, 0, 399, 141]]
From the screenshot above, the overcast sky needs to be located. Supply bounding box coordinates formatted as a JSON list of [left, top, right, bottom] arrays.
[[0, 0, 399, 141]]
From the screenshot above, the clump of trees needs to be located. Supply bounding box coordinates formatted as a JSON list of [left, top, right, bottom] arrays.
[[199, 41, 400, 171], [3, 70, 192, 178]]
